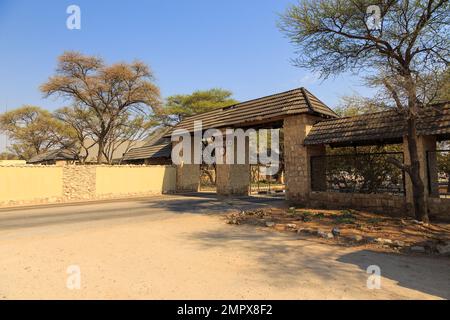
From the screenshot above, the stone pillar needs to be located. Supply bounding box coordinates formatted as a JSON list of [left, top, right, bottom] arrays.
[[174, 138, 200, 193], [176, 164, 200, 192], [403, 135, 437, 207], [216, 164, 250, 196], [283, 114, 326, 205], [216, 131, 250, 196]]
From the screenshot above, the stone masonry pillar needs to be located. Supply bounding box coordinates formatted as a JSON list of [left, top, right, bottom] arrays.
[[216, 131, 250, 196], [403, 135, 437, 209], [283, 114, 326, 205], [174, 137, 200, 193]]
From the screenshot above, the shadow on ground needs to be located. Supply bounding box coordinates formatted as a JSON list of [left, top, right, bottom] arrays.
[[0, 194, 283, 231], [337, 250, 450, 299], [186, 225, 450, 299]]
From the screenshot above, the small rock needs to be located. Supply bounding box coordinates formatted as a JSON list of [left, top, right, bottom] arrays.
[[297, 228, 316, 235], [265, 221, 275, 227], [286, 223, 297, 230], [351, 235, 364, 242], [332, 227, 341, 237], [318, 230, 334, 239], [393, 240, 406, 247], [436, 244, 450, 255], [375, 238, 393, 245], [227, 218, 239, 225], [365, 237, 376, 243], [410, 246, 426, 253]]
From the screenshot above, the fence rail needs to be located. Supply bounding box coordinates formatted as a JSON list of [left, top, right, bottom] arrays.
[[250, 165, 285, 194], [311, 152, 405, 195]]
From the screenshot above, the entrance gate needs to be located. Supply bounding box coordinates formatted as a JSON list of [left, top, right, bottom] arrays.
[[250, 165, 285, 195]]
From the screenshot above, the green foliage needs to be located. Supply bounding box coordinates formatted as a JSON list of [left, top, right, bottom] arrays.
[[41, 51, 161, 163], [0, 105, 75, 160], [334, 210, 357, 224], [334, 95, 388, 117], [159, 88, 238, 125], [436, 68, 450, 103], [367, 218, 383, 224], [0, 152, 19, 160]]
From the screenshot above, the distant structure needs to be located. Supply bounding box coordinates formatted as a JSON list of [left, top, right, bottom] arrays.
[[121, 127, 172, 165]]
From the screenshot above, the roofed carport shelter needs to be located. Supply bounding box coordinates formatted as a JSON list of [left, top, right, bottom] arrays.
[[168, 87, 339, 199]]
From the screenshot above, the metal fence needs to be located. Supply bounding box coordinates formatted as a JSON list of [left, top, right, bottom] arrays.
[[427, 150, 450, 198], [199, 164, 216, 192], [311, 152, 405, 195], [250, 165, 285, 194]]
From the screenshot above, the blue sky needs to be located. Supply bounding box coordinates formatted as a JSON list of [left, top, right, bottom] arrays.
[[0, 0, 375, 151]]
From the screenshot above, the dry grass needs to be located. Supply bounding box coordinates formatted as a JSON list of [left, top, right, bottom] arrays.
[[227, 207, 450, 253]]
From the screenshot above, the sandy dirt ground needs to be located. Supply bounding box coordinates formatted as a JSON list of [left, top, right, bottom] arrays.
[[0, 194, 449, 300]]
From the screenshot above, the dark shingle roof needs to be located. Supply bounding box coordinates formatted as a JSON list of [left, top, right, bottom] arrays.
[[304, 103, 450, 146], [167, 87, 338, 134], [142, 127, 172, 147], [121, 127, 173, 161], [28, 149, 78, 164], [122, 143, 172, 161]]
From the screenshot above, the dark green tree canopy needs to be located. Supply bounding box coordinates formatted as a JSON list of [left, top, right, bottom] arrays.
[[159, 88, 238, 125], [0, 105, 75, 160]]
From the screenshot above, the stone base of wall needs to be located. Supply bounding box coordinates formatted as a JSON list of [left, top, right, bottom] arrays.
[[0, 192, 167, 209], [307, 192, 412, 217], [305, 192, 450, 220], [428, 197, 450, 221]]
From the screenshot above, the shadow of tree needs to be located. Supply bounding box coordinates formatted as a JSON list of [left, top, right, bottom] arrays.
[[185, 226, 363, 287], [337, 250, 450, 299], [0, 194, 284, 230], [186, 225, 450, 298]]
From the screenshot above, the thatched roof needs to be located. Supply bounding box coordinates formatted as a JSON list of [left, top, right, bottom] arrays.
[[304, 103, 450, 147], [167, 87, 338, 134], [28, 149, 78, 164], [121, 127, 172, 161], [121, 143, 172, 161]]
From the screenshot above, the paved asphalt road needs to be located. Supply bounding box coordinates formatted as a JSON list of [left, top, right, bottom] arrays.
[[0, 194, 449, 299]]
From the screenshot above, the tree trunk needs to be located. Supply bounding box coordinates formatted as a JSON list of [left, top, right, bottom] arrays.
[[97, 138, 106, 164], [406, 117, 429, 223]]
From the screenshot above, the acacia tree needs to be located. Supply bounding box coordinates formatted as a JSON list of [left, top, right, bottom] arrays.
[[159, 88, 238, 126], [103, 112, 157, 164], [280, 0, 449, 222], [335, 94, 388, 117], [54, 106, 97, 164], [0, 152, 19, 160], [0, 105, 74, 160], [41, 52, 161, 163]]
